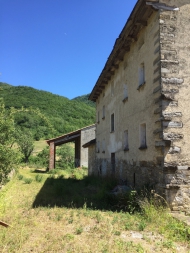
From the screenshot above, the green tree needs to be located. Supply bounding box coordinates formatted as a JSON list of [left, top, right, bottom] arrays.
[[0, 100, 21, 184], [29, 147, 49, 168], [0, 83, 95, 138], [16, 129, 34, 163], [57, 144, 74, 169]]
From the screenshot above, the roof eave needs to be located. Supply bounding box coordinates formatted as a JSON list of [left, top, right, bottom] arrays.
[[89, 0, 156, 102]]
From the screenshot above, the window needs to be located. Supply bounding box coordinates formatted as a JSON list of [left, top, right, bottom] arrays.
[[111, 82, 114, 97], [111, 113, 115, 132], [97, 111, 100, 123], [124, 130, 129, 151], [139, 123, 147, 149], [123, 84, 128, 102], [99, 165, 102, 175], [111, 153, 115, 175], [102, 105, 105, 119], [102, 139, 105, 153], [138, 63, 145, 87]]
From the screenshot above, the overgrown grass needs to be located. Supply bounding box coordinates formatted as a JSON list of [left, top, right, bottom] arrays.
[[0, 167, 189, 252]]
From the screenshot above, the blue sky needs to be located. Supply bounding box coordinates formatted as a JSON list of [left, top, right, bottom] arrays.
[[0, 0, 137, 99]]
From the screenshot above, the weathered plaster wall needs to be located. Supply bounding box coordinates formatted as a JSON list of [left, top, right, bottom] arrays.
[[81, 125, 96, 167], [88, 144, 96, 176], [96, 11, 163, 188]]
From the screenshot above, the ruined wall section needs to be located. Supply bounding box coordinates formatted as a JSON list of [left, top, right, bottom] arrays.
[[88, 145, 96, 176], [158, 0, 190, 212], [80, 125, 96, 167]]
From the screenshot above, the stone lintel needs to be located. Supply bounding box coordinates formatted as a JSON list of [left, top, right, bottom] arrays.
[[162, 112, 182, 118], [168, 146, 181, 154], [177, 166, 189, 170], [161, 78, 184, 85], [163, 121, 183, 128], [161, 60, 179, 65], [163, 132, 183, 140]]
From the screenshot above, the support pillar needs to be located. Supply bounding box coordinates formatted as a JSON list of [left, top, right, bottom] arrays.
[[75, 137, 81, 167], [49, 142, 56, 170]]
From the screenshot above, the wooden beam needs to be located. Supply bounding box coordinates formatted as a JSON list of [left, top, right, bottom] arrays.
[[102, 76, 108, 82], [127, 35, 137, 42], [111, 64, 119, 70], [102, 80, 108, 85], [99, 84, 106, 89], [55, 134, 81, 145], [136, 20, 147, 26], [116, 55, 124, 62], [122, 45, 130, 52], [104, 76, 111, 81], [109, 70, 115, 75]]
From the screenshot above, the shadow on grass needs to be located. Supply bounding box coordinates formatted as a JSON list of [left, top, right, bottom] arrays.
[[32, 169, 48, 174], [32, 175, 118, 211]]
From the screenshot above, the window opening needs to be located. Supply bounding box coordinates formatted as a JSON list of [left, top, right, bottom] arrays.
[[102, 139, 105, 153], [97, 111, 100, 123], [123, 84, 128, 102], [139, 63, 145, 87], [139, 123, 147, 149], [124, 130, 129, 151], [111, 113, 115, 132], [111, 153, 115, 175], [102, 105, 105, 119]]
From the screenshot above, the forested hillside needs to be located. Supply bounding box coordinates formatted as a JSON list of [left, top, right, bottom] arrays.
[[72, 94, 95, 107], [0, 82, 95, 140]]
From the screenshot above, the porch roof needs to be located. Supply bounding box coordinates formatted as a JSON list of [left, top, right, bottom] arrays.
[[46, 124, 95, 146]]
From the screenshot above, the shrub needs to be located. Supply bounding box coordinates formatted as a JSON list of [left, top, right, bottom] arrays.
[[24, 178, 33, 184], [17, 174, 24, 180], [0, 100, 21, 184], [35, 174, 43, 182]]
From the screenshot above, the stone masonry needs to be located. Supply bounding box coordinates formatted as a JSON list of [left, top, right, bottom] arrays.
[[88, 0, 190, 213]]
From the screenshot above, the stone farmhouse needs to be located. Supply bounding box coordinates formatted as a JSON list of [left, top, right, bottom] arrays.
[[88, 0, 190, 212]]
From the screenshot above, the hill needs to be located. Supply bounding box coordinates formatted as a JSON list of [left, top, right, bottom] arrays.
[[0, 82, 95, 139], [0, 82, 12, 89], [72, 94, 95, 107]]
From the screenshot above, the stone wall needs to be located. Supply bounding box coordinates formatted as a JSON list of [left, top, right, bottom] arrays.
[[80, 125, 96, 167], [158, 0, 190, 213], [93, 0, 190, 212]]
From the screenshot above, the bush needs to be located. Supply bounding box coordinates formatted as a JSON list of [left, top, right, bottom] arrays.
[[56, 144, 74, 169], [0, 101, 21, 184], [23, 178, 33, 184], [35, 174, 43, 182], [29, 147, 49, 168], [17, 174, 24, 180]]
